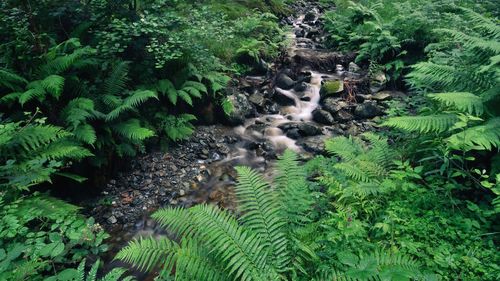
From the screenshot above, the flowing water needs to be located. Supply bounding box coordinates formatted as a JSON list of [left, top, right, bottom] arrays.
[[104, 5, 338, 278]]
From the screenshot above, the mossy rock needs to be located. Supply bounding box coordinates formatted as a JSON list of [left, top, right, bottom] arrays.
[[320, 80, 344, 97]]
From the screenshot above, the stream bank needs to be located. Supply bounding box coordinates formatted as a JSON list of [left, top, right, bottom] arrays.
[[83, 0, 407, 269]]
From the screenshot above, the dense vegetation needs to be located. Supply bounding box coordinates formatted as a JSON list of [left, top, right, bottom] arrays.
[[1, 0, 499, 280]]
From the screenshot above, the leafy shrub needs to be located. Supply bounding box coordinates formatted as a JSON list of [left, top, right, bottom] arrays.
[[312, 135, 499, 280], [0, 193, 109, 280]]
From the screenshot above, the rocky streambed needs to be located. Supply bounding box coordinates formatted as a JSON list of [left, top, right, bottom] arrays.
[[84, 0, 407, 273]]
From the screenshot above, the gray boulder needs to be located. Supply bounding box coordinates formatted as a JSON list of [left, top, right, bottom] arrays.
[[225, 91, 255, 125], [276, 73, 295, 90], [312, 109, 335, 125], [354, 102, 383, 119]]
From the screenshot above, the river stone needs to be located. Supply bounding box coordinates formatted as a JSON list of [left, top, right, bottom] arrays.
[[225, 91, 255, 125], [312, 109, 335, 125], [370, 71, 387, 93], [286, 128, 302, 139], [334, 109, 354, 122], [297, 136, 328, 155], [323, 98, 348, 114], [273, 90, 296, 106], [320, 80, 344, 97], [372, 91, 393, 101], [276, 73, 295, 90], [298, 122, 322, 136], [348, 62, 362, 73], [304, 12, 316, 22], [354, 102, 383, 119], [294, 82, 308, 92], [249, 92, 265, 107]]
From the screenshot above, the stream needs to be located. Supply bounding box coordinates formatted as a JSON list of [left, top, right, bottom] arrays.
[[87, 1, 399, 278]]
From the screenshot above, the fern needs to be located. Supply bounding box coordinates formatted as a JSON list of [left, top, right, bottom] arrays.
[[235, 166, 288, 272], [447, 117, 500, 151], [428, 92, 484, 115], [105, 90, 157, 122], [103, 61, 130, 98], [115, 237, 179, 272], [47, 259, 134, 281], [383, 114, 459, 133], [158, 114, 197, 141], [116, 150, 316, 280], [156, 78, 207, 106], [0, 68, 27, 91], [112, 119, 155, 141]]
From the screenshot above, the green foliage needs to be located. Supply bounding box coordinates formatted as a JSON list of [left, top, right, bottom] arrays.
[[312, 134, 499, 280], [116, 151, 313, 280], [47, 259, 134, 281], [0, 193, 109, 281]]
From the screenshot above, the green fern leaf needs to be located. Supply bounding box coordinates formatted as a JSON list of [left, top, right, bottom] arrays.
[[40, 75, 65, 99], [235, 166, 288, 272], [112, 119, 155, 141], [115, 237, 179, 272], [447, 117, 500, 151], [428, 92, 484, 115], [382, 114, 459, 133], [0, 68, 27, 90]]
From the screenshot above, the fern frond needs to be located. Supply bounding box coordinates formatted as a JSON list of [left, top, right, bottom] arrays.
[[362, 133, 395, 170], [105, 90, 157, 122], [36, 139, 93, 160], [325, 136, 364, 161], [61, 98, 99, 129], [175, 239, 230, 281], [382, 114, 459, 133], [275, 150, 313, 226], [40, 75, 65, 99], [235, 166, 288, 272], [435, 28, 500, 55], [112, 119, 155, 141], [156, 79, 178, 105], [189, 204, 271, 281], [104, 61, 130, 96], [151, 207, 196, 239], [18, 87, 46, 106], [0, 68, 27, 90], [115, 237, 179, 272], [335, 162, 372, 183], [10, 124, 72, 152], [447, 117, 500, 151], [428, 92, 484, 115]]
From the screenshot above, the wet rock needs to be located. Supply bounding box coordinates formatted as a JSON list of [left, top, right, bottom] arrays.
[[354, 102, 383, 119], [286, 128, 302, 139], [107, 215, 117, 224], [312, 109, 335, 125], [294, 82, 308, 92], [370, 71, 387, 93], [304, 12, 316, 23], [301, 96, 311, 102], [297, 136, 329, 155], [273, 89, 296, 106], [348, 62, 362, 73], [298, 122, 322, 136], [275, 73, 295, 90], [323, 98, 348, 114], [263, 102, 279, 114], [320, 80, 344, 97], [249, 92, 266, 107], [372, 91, 393, 101], [334, 109, 354, 122], [293, 49, 341, 71], [225, 90, 255, 125]]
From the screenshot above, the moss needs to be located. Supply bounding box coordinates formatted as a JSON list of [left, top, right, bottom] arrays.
[[321, 80, 344, 96]]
